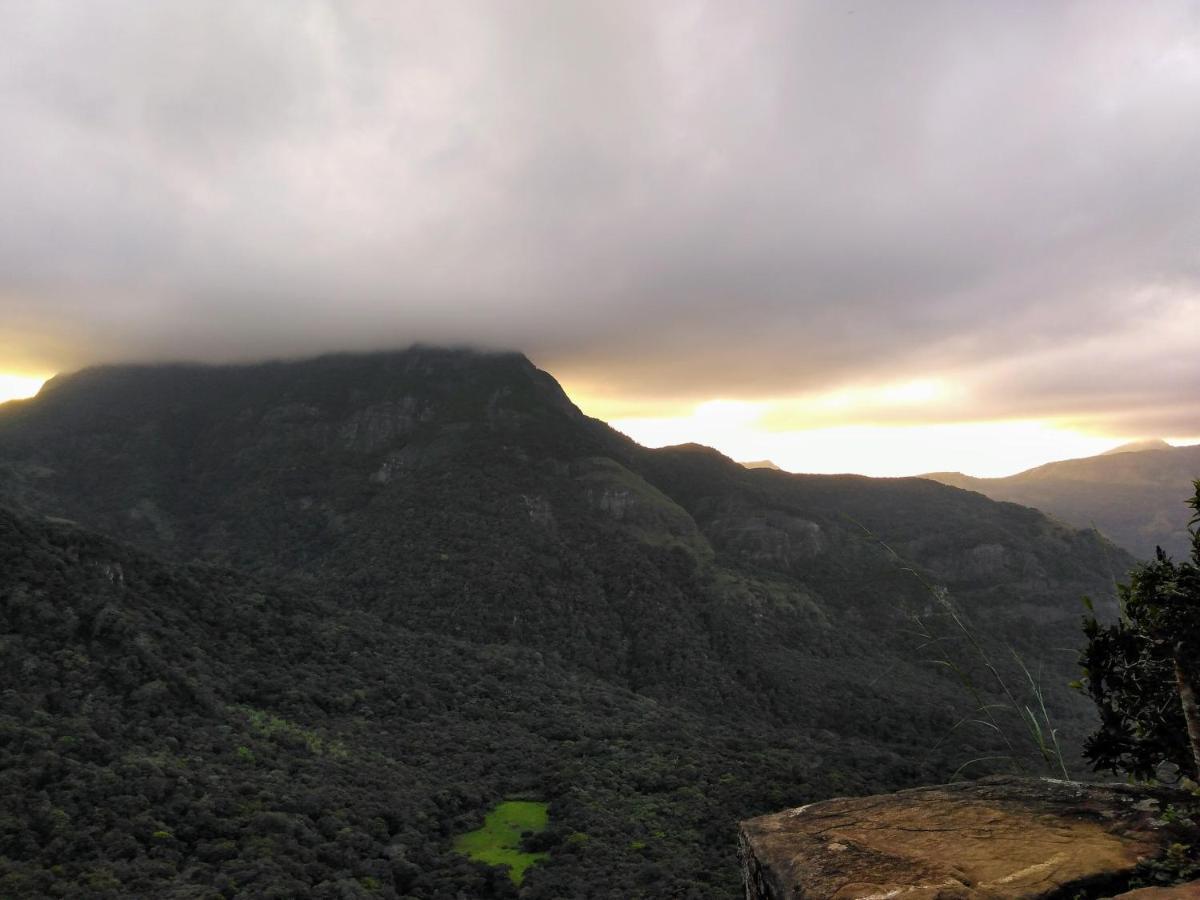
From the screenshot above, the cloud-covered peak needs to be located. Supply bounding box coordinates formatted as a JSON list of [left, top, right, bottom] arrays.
[[2, 2, 1198, 449]]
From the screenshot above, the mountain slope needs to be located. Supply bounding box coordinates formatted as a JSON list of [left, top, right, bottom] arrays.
[[0, 347, 1134, 897], [1, 503, 885, 899], [924, 442, 1200, 559], [0, 348, 1126, 722]]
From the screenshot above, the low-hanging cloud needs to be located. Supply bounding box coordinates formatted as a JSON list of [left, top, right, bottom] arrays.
[[2, 1, 1199, 436]]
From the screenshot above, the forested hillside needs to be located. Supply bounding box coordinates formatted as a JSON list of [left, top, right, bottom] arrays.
[[0, 348, 1133, 898], [1, 505, 876, 898]]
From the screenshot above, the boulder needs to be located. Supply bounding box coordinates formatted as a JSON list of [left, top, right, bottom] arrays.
[[739, 775, 1197, 899], [1115, 887, 1200, 899]]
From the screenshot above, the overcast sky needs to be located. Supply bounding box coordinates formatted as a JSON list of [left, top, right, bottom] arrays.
[[2, 2, 1198, 473]]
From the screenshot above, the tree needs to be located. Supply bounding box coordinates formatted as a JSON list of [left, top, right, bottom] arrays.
[[1079, 480, 1200, 780]]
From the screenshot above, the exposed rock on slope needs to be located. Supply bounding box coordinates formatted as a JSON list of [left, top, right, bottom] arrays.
[[740, 775, 1197, 900]]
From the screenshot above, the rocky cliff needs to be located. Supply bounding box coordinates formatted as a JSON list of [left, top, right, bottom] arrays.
[[739, 776, 1199, 899]]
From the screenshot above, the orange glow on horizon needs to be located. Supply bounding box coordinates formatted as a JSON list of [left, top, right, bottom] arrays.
[[607, 414, 1122, 478], [563, 380, 1170, 478], [0, 373, 50, 404]]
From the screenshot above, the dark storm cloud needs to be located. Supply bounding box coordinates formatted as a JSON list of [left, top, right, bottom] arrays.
[[2, 1, 1198, 433]]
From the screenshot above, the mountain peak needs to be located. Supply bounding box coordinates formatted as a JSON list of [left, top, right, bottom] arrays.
[[24, 346, 585, 434]]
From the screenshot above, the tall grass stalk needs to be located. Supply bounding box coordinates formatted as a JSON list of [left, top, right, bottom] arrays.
[[848, 517, 1073, 782]]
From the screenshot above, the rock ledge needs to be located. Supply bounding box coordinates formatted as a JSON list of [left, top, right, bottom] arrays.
[[739, 775, 1197, 899]]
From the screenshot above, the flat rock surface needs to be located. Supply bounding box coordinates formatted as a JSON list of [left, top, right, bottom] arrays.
[[1114, 887, 1200, 899], [739, 775, 1191, 899]]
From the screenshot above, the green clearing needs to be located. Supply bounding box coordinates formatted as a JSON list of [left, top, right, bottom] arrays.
[[453, 800, 550, 886]]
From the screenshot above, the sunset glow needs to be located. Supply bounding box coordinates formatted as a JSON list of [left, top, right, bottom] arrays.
[[604, 410, 1128, 478], [3, 2, 1199, 476], [561, 379, 1149, 477], [0, 373, 48, 404]]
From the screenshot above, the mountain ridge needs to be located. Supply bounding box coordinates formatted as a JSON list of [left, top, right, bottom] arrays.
[[0, 346, 1129, 706], [923, 440, 1200, 559]]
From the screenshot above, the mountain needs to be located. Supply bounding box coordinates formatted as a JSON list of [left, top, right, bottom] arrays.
[[0, 347, 1132, 898], [924, 441, 1200, 560]]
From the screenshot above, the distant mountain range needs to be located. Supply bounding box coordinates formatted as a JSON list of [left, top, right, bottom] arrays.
[[0, 348, 1132, 898], [924, 440, 1200, 560]]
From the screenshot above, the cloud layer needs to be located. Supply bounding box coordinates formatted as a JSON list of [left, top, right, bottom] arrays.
[[3, 1, 1199, 436]]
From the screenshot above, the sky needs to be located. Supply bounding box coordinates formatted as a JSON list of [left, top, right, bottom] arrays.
[[2, 2, 1199, 476]]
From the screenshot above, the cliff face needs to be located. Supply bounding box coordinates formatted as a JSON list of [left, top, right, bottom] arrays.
[[739, 776, 1198, 900]]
